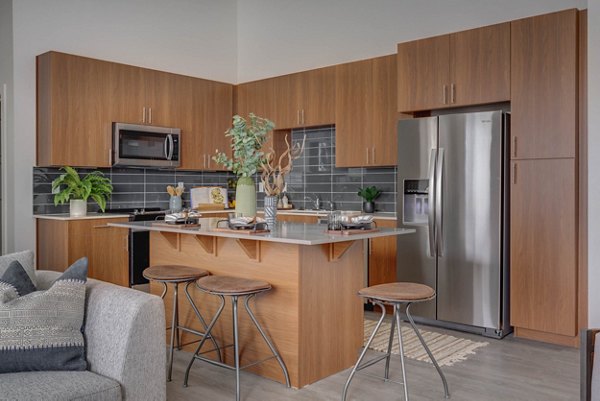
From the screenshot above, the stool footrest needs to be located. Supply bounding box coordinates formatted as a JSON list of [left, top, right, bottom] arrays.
[[191, 352, 278, 372], [356, 354, 390, 372]]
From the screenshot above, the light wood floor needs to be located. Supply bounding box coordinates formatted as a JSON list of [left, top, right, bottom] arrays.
[[166, 319, 579, 401]]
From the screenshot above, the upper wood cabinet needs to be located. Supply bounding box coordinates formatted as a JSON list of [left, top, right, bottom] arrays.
[[37, 52, 114, 167], [236, 67, 335, 130], [336, 55, 397, 167], [510, 9, 577, 159], [397, 22, 510, 112], [510, 159, 577, 339], [37, 51, 233, 170]]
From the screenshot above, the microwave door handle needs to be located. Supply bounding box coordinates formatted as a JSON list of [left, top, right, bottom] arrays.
[[167, 134, 174, 161], [164, 136, 169, 160]]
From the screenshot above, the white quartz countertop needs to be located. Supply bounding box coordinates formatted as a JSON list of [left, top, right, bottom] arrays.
[[107, 218, 413, 245], [34, 213, 130, 221]]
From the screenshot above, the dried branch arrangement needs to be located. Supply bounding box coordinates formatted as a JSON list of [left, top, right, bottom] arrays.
[[260, 135, 306, 196]]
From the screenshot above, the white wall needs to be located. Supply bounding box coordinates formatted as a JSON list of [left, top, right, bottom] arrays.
[[237, 0, 586, 82], [0, 0, 14, 253], [7, 0, 237, 253], [588, 0, 600, 327]]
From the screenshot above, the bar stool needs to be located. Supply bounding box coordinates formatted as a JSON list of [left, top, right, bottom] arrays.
[[342, 282, 450, 401], [183, 275, 290, 401], [143, 265, 221, 382]]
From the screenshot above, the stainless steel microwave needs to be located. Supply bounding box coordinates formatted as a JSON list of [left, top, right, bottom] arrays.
[[113, 123, 181, 168]]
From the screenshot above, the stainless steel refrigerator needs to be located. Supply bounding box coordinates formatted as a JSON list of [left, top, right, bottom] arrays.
[[396, 110, 510, 338]]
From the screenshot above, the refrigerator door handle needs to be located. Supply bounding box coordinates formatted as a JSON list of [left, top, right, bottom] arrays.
[[436, 148, 444, 256], [428, 149, 437, 257]]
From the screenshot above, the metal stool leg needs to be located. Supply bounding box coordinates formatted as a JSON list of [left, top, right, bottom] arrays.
[[342, 301, 387, 401], [160, 282, 168, 299], [244, 294, 291, 387], [184, 294, 226, 387], [175, 283, 181, 351], [184, 282, 223, 362], [405, 303, 450, 398], [232, 296, 241, 401], [167, 282, 179, 382], [384, 307, 396, 381], [395, 304, 409, 401]]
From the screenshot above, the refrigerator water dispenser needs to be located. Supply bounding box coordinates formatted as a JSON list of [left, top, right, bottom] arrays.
[[403, 179, 429, 225]]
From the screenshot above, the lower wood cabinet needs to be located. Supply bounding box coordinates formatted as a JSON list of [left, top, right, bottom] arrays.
[[368, 219, 397, 286], [510, 159, 578, 345], [36, 217, 130, 287]]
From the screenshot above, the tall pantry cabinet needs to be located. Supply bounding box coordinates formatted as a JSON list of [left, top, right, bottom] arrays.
[[509, 9, 582, 346]]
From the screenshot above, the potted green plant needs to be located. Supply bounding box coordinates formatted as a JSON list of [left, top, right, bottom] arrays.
[[52, 166, 113, 217], [357, 186, 382, 214], [213, 113, 274, 216]]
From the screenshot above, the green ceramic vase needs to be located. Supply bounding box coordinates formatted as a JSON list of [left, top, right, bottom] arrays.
[[235, 176, 257, 217]]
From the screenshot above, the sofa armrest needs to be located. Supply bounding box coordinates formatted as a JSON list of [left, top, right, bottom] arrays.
[[36, 270, 167, 401], [582, 329, 600, 401]]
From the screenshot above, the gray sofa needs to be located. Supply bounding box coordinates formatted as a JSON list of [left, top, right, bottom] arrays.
[[0, 270, 167, 401]]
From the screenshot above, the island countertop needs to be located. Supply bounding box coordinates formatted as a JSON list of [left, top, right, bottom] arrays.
[[107, 218, 414, 246]]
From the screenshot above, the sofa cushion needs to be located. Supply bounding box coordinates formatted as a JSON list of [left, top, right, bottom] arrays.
[[0, 250, 36, 287], [0, 260, 37, 296], [0, 257, 88, 373], [0, 370, 122, 401]]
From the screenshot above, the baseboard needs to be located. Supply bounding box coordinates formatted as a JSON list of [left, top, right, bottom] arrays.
[[515, 327, 579, 348]]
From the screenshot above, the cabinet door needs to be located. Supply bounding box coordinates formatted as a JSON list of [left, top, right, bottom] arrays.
[[368, 220, 397, 286], [335, 59, 370, 167], [108, 63, 146, 126], [203, 80, 233, 170], [511, 9, 577, 159], [510, 159, 577, 336], [450, 23, 510, 107], [146, 70, 192, 129], [300, 67, 336, 127], [397, 35, 450, 112], [272, 74, 298, 129], [371, 55, 398, 166], [236, 79, 275, 121], [37, 52, 113, 167], [91, 220, 130, 287]]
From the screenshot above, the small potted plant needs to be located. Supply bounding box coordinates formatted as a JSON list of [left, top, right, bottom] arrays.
[[357, 186, 382, 214], [52, 166, 113, 217], [213, 113, 274, 217]]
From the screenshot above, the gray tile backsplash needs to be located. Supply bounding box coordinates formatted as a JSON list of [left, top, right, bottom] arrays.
[[33, 126, 397, 214]]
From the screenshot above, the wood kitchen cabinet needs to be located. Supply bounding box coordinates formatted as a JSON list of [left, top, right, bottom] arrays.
[[510, 159, 577, 345], [36, 217, 130, 287], [397, 22, 510, 112], [336, 55, 397, 167], [510, 9, 577, 159], [236, 79, 275, 121], [37, 52, 114, 167], [368, 219, 397, 286]]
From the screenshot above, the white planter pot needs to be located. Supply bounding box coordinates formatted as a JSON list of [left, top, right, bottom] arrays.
[[70, 199, 87, 217]]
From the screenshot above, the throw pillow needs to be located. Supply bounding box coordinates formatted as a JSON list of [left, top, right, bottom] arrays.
[[0, 260, 37, 296], [0, 250, 36, 288], [0, 257, 88, 373]]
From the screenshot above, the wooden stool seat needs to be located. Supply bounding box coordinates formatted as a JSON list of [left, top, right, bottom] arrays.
[[196, 275, 271, 295], [358, 282, 435, 302], [143, 265, 209, 283]]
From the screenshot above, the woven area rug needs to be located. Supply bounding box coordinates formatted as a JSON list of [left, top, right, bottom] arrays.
[[364, 317, 488, 367]]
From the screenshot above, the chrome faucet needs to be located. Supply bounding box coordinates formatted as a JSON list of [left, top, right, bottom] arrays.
[[304, 194, 321, 210]]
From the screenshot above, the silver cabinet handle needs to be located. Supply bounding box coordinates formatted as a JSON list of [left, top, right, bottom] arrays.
[[366, 147, 369, 164], [167, 134, 174, 160], [297, 110, 300, 125], [443, 85, 448, 105], [149, 108, 152, 124], [435, 148, 444, 256], [301, 109, 305, 125], [428, 149, 436, 257], [451, 84, 455, 104], [203, 154, 206, 168], [142, 107, 146, 123], [513, 163, 518, 185], [372, 147, 375, 164], [207, 154, 210, 168], [513, 136, 518, 158]]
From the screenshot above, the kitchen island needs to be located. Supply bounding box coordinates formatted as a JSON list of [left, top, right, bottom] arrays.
[[108, 218, 414, 388]]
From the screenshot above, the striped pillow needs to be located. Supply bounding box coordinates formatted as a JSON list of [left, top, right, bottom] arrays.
[[0, 257, 88, 373]]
